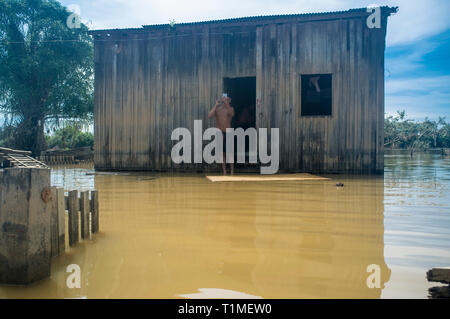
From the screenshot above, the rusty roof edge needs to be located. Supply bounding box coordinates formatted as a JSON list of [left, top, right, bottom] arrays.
[[88, 6, 398, 35]]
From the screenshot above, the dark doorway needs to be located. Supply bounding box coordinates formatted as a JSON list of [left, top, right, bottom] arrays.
[[223, 77, 256, 130], [223, 76, 256, 163]]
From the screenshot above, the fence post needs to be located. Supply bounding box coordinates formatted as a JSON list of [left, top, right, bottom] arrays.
[[91, 191, 99, 233], [50, 187, 59, 257], [57, 188, 65, 254], [80, 191, 90, 239], [68, 190, 79, 246]]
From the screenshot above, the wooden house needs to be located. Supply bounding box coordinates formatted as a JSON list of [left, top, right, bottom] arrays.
[[89, 7, 397, 173]]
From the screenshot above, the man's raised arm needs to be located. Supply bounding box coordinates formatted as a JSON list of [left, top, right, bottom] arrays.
[[208, 100, 220, 118]]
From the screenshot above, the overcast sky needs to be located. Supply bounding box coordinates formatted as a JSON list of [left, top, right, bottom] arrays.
[[60, 0, 450, 120]]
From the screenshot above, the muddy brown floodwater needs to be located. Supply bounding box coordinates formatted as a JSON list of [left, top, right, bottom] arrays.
[[0, 154, 449, 299]]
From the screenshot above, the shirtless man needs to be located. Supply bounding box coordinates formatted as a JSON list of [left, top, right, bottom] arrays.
[[208, 96, 235, 175]]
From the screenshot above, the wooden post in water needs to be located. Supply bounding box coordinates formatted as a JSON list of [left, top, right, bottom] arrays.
[[50, 187, 66, 256], [91, 191, 99, 233], [80, 191, 90, 239], [56, 188, 65, 254], [50, 187, 59, 257], [427, 267, 450, 284], [427, 267, 450, 298], [68, 190, 79, 246]]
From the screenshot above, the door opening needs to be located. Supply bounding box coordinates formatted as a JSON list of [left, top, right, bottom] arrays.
[[223, 77, 256, 161], [223, 76, 256, 130]]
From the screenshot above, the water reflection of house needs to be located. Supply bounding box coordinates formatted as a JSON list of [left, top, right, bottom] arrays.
[[89, 7, 397, 173], [63, 176, 389, 298], [250, 178, 391, 298]]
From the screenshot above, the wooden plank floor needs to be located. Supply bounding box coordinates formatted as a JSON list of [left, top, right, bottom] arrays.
[[206, 173, 329, 182]]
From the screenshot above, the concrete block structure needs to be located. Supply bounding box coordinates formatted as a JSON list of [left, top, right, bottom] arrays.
[[0, 168, 52, 285]]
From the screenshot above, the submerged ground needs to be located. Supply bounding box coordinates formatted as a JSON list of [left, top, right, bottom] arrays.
[[0, 154, 449, 298]]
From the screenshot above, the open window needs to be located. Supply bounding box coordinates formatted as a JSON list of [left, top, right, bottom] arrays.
[[301, 74, 332, 116]]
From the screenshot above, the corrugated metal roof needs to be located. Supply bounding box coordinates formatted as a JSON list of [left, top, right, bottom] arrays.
[[89, 6, 398, 34]]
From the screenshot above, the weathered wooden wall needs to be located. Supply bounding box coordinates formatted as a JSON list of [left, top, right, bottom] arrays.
[[256, 17, 387, 173], [93, 10, 390, 173]]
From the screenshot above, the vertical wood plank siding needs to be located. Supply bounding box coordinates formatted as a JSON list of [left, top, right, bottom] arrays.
[[93, 12, 390, 173]]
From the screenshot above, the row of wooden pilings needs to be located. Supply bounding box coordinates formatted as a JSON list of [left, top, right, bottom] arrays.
[[49, 188, 99, 257], [38, 155, 78, 165]]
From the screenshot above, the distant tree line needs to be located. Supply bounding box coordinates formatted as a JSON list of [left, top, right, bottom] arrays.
[[0, 120, 93, 150], [385, 111, 450, 151]]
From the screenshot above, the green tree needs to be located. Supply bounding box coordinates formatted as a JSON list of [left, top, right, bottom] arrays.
[[0, 0, 93, 155], [438, 120, 450, 148], [46, 121, 93, 149], [384, 110, 417, 149], [384, 111, 450, 153]]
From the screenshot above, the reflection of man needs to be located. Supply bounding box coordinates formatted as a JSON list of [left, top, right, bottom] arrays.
[[208, 96, 235, 175]]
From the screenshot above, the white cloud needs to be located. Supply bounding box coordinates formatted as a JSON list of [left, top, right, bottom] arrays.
[[58, 0, 450, 120], [61, 0, 450, 46], [383, 0, 450, 46], [64, 0, 345, 30], [385, 42, 437, 76], [387, 76, 450, 95], [386, 76, 450, 120]]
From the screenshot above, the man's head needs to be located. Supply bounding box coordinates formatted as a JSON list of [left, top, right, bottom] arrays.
[[222, 96, 231, 105]]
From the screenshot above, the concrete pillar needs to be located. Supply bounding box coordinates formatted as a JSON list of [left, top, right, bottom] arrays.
[[0, 167, 52, 285]]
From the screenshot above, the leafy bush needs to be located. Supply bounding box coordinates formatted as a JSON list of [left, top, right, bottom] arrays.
[[45, 124, 93, 150]]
